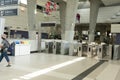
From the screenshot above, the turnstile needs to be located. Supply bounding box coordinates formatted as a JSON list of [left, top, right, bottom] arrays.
[[87, 44, 97, 58], [77, 43, 83, 56], [87, 45, 93, 57], [113, 45, 120, 60], [82, 44, 88, 56], [43, 40, 54, 53], [61, 41, 70, 55], [106, 45, 112, 60], [97, 44, 107, 60], [53, 40, 61, 54], [69, 41, 78, 56]]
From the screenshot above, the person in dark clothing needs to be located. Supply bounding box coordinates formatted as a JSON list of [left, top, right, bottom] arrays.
[[0, 34, 11, 67]]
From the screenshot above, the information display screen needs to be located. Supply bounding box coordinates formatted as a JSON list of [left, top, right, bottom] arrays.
[[0, 9, 18, 16], [41, 23, 56, 27], [0, 0, 18, 6]]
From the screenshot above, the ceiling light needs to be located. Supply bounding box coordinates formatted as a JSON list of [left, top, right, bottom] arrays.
[[116, 12, 120, 16], [20, 7, 25, 11], [34, 9, 37, 14], [20, 0, 27, 5], [111, 15, 117, 19]]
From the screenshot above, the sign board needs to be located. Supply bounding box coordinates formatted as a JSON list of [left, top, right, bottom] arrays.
[[111, 24, 120, 33], [41, 23, 56, 27], [0, 9, 18, 16], [0, 0, 19, 6]]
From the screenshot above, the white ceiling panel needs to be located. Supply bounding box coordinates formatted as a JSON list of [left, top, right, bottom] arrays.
[[101, 0, 120, 6], [77, 6, 120, 23], [37, 0, 48, 7]]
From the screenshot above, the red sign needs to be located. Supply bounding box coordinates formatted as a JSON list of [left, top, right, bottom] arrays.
[[45, 1, 57, 14]]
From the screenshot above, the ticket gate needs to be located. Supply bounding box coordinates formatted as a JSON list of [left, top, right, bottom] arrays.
[[41, 40, 46, 52], [61, 41, 70, 55], [97, 44, 107, 60], [69, 41, 78, 56], [106, 45, 112, 60], [45, 40, 54, 53], [87, 45, 93, 57], [113, 45, 120, 60], [53, 40, 61, 54], [87, 44, 97, 58], [82, 44, 88, 56], [77, 43, 83, 57], [53, 40, 56, 54]]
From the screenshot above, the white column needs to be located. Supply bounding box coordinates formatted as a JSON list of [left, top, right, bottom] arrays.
[[64, 0, 79, 41], [61, 0, 79, 56], [59, 2, 66, 40], [27, 0, 36, 39], [57, 0, 79, 55], [0, 18, 5, 43], [89, 0, 101, 43]]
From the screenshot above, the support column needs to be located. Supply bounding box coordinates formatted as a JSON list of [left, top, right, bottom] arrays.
[[58, 0, 79, 55], [65, 0, 79, 41], [89, 0, 101, 43], [59, 2, 66, 40], [61, 0, 79, 56], [27, 0, 36, 39]]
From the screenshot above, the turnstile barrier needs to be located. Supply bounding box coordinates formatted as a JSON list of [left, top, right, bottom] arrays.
[[43, 40, 54, 53], [113, 45, 120, 60], [77, 43, 83, 56], [61, 41, 70, 55], [97, 44, 107, 60], [69, 41, 78, 56], [53, 40, 61, 54], [87, 44, 97, 58]]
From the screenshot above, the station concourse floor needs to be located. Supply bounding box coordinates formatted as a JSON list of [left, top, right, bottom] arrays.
[[0, 53, 120, 80]]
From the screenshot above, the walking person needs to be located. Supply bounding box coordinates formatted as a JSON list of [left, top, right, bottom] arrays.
[[0, 34, 11, 67]]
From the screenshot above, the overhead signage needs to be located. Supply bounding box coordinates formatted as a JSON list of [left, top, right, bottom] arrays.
[[0, 0, 19, 6], [0, 9, 18, 16], [41, 23, 56, 27]]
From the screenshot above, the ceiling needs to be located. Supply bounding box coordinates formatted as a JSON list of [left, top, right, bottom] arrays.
[[37, 0, 48, 7], [101, 0, 120, 6], [33, 0, 120, 23]]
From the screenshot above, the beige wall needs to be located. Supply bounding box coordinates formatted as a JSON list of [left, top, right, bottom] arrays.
[[3, 6, 59, 34]]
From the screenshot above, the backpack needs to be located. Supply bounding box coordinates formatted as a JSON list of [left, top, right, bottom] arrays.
[[7, 42, 15, 52]]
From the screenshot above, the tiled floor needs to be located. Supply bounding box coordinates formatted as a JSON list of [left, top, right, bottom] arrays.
[[0, 53, 120, 80]]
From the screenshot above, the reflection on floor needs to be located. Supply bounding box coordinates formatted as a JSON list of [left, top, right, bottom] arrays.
[[0, 53, 120, 80]]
